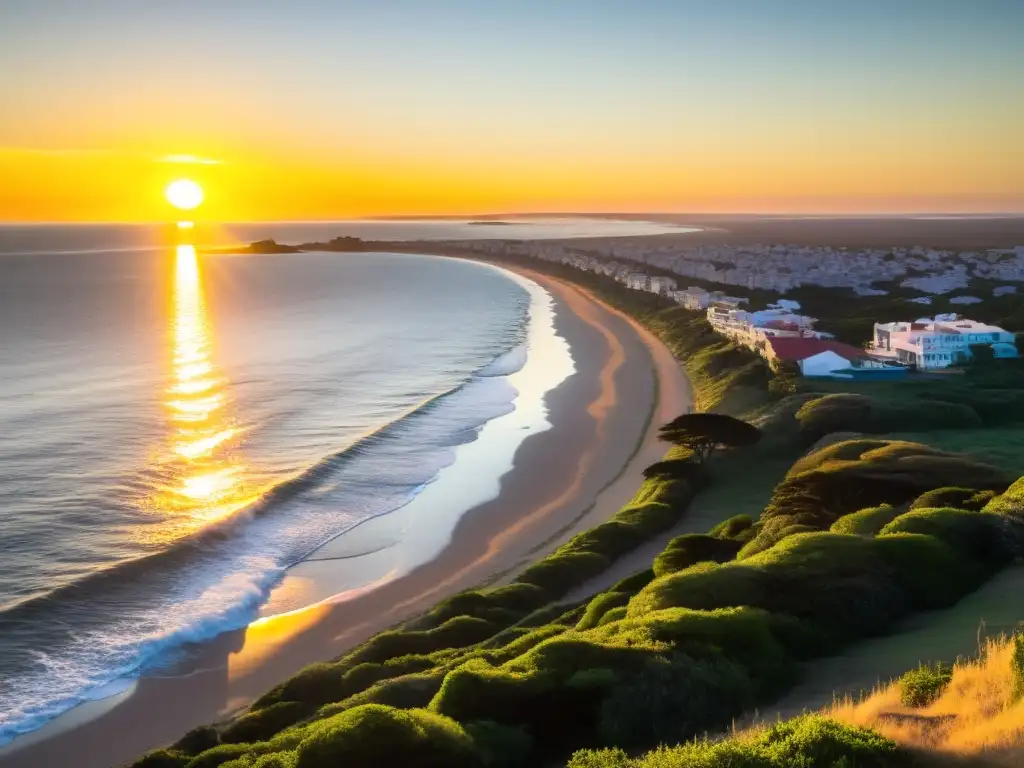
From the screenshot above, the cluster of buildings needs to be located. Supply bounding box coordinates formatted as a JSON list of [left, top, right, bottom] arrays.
[[439, 237, 1020, 378], [443, 238, 1024, 301]]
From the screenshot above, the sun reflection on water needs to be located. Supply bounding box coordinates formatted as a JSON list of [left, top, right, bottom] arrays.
[[158, 241, 256, 524]]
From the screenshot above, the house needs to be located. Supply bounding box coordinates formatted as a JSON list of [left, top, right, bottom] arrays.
[[764, 337, 881, 378], [871, 314, 1019, 369]]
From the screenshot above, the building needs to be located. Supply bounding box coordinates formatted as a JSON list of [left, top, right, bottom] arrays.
[[674, 286, 711, 310], [648, 276, 678, 295], [764, 337, 883, 378], [625, 273, 648, 290], [871, 314, 1019, 369]]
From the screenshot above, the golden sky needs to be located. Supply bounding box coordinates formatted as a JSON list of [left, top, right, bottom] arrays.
[[2, 1, 1022, 221]]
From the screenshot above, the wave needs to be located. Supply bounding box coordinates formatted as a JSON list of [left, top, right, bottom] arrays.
[[0, 336, 532, 744]]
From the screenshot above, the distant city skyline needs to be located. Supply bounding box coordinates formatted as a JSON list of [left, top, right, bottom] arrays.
[[1, 0, 1022, 221]]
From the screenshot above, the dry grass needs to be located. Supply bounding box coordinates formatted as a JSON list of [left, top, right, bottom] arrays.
[[828, 634, 1024, 765]]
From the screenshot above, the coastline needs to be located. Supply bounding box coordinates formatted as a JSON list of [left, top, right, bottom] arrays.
[[0, 263, 692, 768]]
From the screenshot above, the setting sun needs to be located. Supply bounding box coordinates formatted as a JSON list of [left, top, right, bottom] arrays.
[[165, 179, 204, 211]]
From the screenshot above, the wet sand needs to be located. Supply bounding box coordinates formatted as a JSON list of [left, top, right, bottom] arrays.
[[0, 266, 691, 768]]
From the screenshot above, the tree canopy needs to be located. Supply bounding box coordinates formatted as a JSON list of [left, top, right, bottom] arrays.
[[657, 412, 761, 464]]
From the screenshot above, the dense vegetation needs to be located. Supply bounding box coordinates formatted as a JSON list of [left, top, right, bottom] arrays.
[[129, 260, 1024, 768]]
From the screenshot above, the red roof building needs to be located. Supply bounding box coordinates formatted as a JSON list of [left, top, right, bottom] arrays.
[[764, 337, 866, 362]]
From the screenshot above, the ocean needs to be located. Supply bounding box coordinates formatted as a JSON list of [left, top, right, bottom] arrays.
[[0, 218, 684, 742]]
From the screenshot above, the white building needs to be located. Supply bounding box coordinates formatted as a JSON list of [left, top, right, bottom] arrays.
[[871, 314, 1019, 369], [648, 276, 678, 295], [674, 286, 711, 310], [625, 273, 648, 290]]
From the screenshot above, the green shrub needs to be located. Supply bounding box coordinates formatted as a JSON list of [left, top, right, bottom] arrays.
[[413, 583, 547, 631], [132, 751, 190, 768], [319, 670, 448, 716], [596, 655, 755, 751], [911, 486, 994, 512], [515, 551, 611, 599], [251, 754, 297, 768], [608, 569, 655, 594], [745, 439, 1009, 556], [569, 520, 653, 560], [568, 715, 903, 768], [898, 663, 952, 707], [348, 616, 497, 666], [1012, 633, 1024, 703], [829, 504, 899, 536], [796, 393, 982, 443], [173, 726, 221, 756], [294, 704, 481, 768], [652, 534, 741, 578], [464, 721, 533, 767], [185, 743, 257, 768], [577, 591, 632, 631], [597, 607, 627, 626], [221, 702, 314, 744], [709, 514, 754, 541], [881, 507, 1015, 566], [609, 502, 678, 538], [630, 532, 973, 642], [254, 662, 345, 709], [984, 476, 1024, 518]]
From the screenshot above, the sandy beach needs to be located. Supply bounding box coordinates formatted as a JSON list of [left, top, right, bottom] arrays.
[[0, 266, 692, 768]]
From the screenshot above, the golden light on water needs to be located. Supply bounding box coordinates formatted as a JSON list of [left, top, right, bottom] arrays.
[[155, 242, 256, 523]]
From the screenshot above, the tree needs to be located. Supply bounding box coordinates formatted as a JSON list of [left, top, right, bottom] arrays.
[[658, 413, 761, 464]]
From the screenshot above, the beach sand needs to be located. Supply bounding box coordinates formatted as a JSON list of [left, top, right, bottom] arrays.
[[0, 267, 691, 768]]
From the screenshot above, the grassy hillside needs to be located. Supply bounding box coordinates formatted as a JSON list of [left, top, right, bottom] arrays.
[[128, 261, 1024, 768]]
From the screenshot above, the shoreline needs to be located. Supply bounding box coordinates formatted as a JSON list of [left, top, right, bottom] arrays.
[[0, 262, 692, 768]]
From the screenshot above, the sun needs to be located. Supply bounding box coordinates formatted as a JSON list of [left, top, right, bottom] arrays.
[[165, 179, 204, 211]]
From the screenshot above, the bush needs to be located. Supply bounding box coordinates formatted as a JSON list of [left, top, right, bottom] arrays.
[[653, 534, 742, 578], [255, 663, 345, 709], [709, 514, 754, 541], [829, 504, 900, 536], [984, 476, 1024, 518], [610, 502, 679, 538], [744, 439, 1010, 556], [898, 663, 952, 707], [184, 743, 255, 768], [295, 704, 481, 768], [608, 569, 655, 594], [796, 393, 982, 443], [881, 507, 1015, 566], [565, 521, 651, 561], [221, 702, 315, 744], [319, 670, 448, 715], [348, 616, 497, 667], [596, 654, 755, 750], [597, 607, 627, 626], [576, 591, 633, 631], [173, 726, 220, 756], [1013, 633, 1024, 703], [515, 551, 611, 599], [630, 532, 974, 642], [911, 486, 995, 512], [132, 751, 189, 768], [568, 715, 903, 768], [464, 721, 533, 767]]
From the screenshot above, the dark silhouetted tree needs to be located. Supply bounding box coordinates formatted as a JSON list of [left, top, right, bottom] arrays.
[[658, 413, 761, 464]]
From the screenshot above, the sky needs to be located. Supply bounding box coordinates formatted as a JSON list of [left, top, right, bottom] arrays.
[[1, 0, 1022, 221]]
